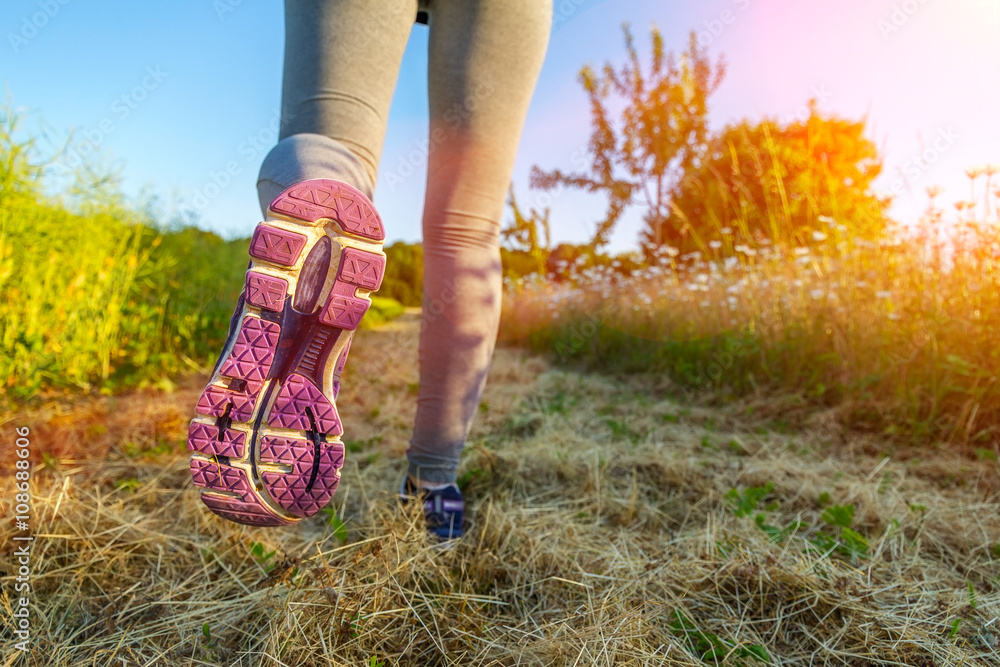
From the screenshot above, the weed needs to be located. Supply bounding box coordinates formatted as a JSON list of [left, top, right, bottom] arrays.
[[974, 448, 998, 462], [249, 541, 277, 573], [811, 504, 870, 562], [319, 507, 349, 542], [457, 466, 485, 491], [725, 483, 774, 518], [669, 610, 769, 665], [113, 478, 141, 493], [345, 436, 382, 453]]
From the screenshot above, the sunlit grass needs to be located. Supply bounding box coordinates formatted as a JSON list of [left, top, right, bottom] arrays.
[[5, 315, 998, 665], [0, 113, 400, 403], [0, 114, 159, 398], [502, 169, 1000, 448]]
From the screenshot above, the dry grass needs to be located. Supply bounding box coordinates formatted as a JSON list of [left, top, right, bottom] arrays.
[[2, 312, 999, 666]]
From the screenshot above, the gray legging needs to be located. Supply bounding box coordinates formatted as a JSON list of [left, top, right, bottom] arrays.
[[257, 0, 551, 483]]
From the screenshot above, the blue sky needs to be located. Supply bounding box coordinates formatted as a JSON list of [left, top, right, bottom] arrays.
[[3, 0, 999, 253]]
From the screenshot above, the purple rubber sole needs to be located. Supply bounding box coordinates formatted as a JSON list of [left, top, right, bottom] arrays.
[[187, 180, 385, 526]]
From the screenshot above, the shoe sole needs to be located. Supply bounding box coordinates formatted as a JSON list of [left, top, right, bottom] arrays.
[[187, 179, 385, 526]]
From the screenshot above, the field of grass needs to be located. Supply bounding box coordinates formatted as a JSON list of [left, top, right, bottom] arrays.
[[0, 122, 402, 405], [3, 112, 1000, 664], [2, 313, 999, 665], [501, 176, 1000, 453]]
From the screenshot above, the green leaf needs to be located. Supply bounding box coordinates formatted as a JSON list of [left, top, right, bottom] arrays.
[[320, 507, 349, 542], [838, 527, 870, 559], [740, 643, 771, 663], [821, 504, 855, 528], [726, 482, 774, 518]]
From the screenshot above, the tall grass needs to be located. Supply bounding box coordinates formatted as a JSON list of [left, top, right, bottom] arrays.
[[501, 170, 1000, 448], [0, 113, 401, 403], [0, 115, 161, 398]]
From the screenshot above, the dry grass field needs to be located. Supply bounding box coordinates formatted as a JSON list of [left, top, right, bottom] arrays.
[[2, 311, 999, 666]]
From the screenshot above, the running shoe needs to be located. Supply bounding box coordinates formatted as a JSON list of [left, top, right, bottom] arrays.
[[399, 476, 465, 540], [187, 178, 386, 526]]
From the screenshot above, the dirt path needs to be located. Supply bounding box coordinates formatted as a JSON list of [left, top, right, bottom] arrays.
[[2, 313, 999, 666]]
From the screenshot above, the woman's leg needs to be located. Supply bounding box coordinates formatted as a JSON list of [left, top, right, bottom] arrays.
[[407, 0, 552, 484], [189, 0, 420, 527], [257, 0, 418, 211]]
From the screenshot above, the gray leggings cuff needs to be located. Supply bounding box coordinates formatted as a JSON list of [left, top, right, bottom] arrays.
[[406, 448, 462, 485], [256, 133, 375, 215]]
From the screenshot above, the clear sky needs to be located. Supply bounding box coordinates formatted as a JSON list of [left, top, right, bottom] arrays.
[[2, 0, 999, 253]]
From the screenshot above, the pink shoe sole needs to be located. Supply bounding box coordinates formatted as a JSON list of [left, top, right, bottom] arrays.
[[187, 179, 385, 526]]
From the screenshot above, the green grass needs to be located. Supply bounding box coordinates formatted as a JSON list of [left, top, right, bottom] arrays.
[[0, 115, 402, 403]]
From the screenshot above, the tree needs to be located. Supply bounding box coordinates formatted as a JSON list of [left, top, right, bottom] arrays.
[[530, 26, 725, 249], [643, 105, 889, 253]]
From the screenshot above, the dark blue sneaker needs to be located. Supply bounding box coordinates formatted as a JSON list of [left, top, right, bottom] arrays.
[[399, 476, 464, 540]]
